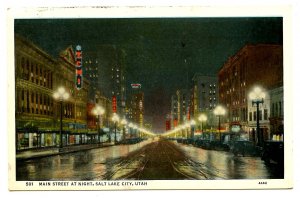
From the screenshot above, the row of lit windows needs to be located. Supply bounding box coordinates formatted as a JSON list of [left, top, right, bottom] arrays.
[[271, 101, 283, 117], [249, 109, 268, 121], [85, 60, 98, 64], [85, 67, 98, 71], [19, 57, 53, 89], [89, 74, 98, 78], [19, 89, 53, 116]]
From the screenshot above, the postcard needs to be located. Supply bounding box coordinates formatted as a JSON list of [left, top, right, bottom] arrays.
[[7, 6, 293, 190]]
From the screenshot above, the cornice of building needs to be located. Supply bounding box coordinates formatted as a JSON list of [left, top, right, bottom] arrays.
[[15, 34, 57, 64], [218, 43, 283, 75]]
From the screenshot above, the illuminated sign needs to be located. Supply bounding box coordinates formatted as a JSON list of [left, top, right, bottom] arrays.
[[166, 120, 171, 131], [131, 83, 142, 89], [173, 119, 178, 127], [231, 125, 241, 133], [112, 96, 117, 113], [75, 45, 82, 89]]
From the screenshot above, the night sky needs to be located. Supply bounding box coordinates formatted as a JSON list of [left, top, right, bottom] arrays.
[[15, 18, 283, 132]]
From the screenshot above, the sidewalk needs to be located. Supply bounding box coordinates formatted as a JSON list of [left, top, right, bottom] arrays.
[[16, 142, 115, 161]]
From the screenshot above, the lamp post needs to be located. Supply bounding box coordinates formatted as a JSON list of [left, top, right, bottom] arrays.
[[53, 87, 69, 149], [133, 125, 138, 138], [128, 123, 133, 138], [112, 113, 120, 144], [121, 118, 128, 142], [214, 105, 226, 143], [249, 87, 266, 147], [184, 123, 190, 139], [92, 105, 105, 145], [190, 120, 196, 139], [198, 114, 208, 133]]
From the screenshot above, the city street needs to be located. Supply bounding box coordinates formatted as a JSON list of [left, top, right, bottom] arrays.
[[16, 139, 283, 180]]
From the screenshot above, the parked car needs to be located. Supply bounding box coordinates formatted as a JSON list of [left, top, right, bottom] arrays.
[[230, 140, 261, 157], [261, 140, 284, 166]]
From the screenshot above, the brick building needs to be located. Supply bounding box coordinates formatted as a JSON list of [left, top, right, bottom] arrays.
[[218, 44, 283, 139], [15, 35, 91, 149]]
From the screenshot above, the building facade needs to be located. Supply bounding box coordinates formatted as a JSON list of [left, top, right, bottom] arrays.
[[130, 92, 144, 128], [57, 46, 90, 145], [15, 35, 57, 150], [176, 89, 190, 125], [170, 94, 178, 129], [84, 46, 127, 117], [218, 44, 283, 138], [247, 88, 271, 141], [269, 86, 284, 140], [191, 73, 219, 130], [15, 35, 91, 150]]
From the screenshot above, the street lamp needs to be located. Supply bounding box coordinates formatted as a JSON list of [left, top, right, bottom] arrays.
[[184, 123, 190, 139], [121, 118, 128, 141], [198, 114, 208, 133], [53, 87, 70, 149], [249, 86, 266, 147], [190, 120, 196, 139], [111, 113, 120, 144], [92, 105, 105, 145], [128, 123, 134, 138], [132, 125, 138, 138], [214, 105, 226, 143]]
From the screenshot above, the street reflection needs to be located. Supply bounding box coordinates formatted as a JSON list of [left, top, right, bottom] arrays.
[[176, 142, 282, 179], [17, 140, 153, 181], [16, 139, 282, 181]]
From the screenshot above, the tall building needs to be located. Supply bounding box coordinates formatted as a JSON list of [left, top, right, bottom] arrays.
[[191, 74, 219, 129], [15, 35, 91, 149], [176, 89, 190, 125], [192, 73, 218, 113], [170, 94, 178, 129], [15, 35, 56, 149], [218, 44, 283, 135], [84, 46, 126, 116], [58, 46, 90, 133], [130, 92, 144, 128], [127, 84, 144, 127]]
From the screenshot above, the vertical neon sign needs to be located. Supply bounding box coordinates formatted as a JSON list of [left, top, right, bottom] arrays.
[[75, 45, 82, 89]]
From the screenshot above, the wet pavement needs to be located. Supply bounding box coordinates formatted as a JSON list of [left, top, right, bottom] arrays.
[[16, 139, 283, 181], [174, 141, 284, 179]]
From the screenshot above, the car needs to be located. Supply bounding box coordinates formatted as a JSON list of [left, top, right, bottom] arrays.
[[261, 140, 284, 166], [230, 140, 261, 157]]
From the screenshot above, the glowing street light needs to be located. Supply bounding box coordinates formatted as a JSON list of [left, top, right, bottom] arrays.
[[198, 114, 208, 133], [214, 105, 226, 142], [112, 113, 120, 144], [53, 87, 70, 149], [92, 105, 105, 144], [249, 86, 266, 146], [190, 120, 196, 139], [121, 118, 128, 141]]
